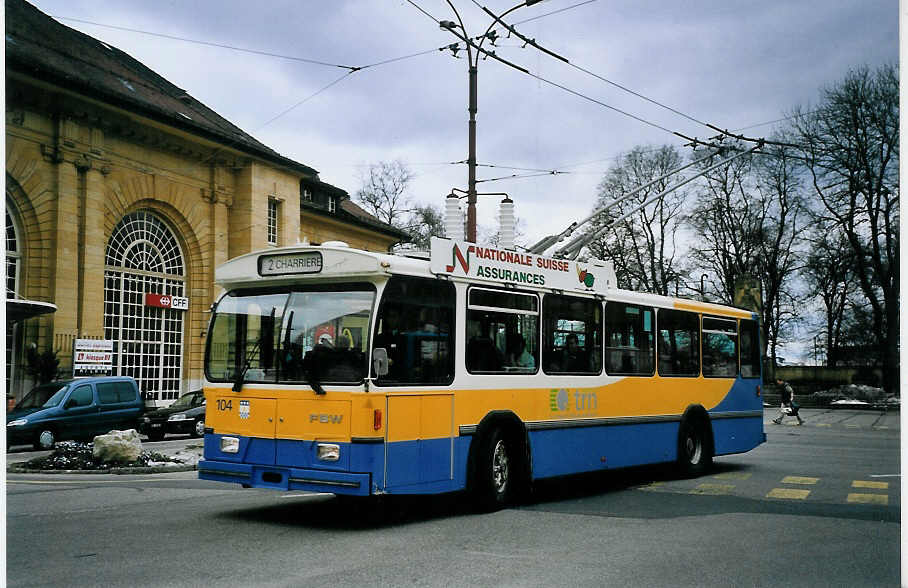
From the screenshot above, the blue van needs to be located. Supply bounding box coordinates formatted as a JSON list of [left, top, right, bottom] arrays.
[[6, 376, 144, 450]]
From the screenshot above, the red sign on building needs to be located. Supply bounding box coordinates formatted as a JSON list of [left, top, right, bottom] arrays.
[[144, 293, 189, 310]]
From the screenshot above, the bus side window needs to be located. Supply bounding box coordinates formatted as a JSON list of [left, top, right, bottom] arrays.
[[605, 302, 654, 376], [542, 294, 602, 375], [465, 288, 539, 374], [657, 308, 700, 377], [374, 276, 455, 386], [740, 319, 761, 378]]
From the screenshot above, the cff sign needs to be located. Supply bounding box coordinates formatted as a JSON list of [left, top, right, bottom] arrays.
[[145, 293, 189, 311]]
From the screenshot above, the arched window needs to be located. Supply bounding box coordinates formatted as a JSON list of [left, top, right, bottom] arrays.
[[6, 205, 22, 394], [6, 207, 21, 298], [104, 211, 186, 402]]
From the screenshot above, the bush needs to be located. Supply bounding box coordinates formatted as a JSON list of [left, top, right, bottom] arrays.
[[25, 441, 182, 470]]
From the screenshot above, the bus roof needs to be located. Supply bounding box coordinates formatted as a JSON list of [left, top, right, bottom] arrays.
[[215, 240, 755, 320]]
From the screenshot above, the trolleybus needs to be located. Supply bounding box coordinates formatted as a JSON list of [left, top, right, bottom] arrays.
[[198, 237, 765, 509]]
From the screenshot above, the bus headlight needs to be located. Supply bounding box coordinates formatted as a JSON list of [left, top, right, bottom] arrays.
[[220, 437, 240, 453], [317, 443, 340, 461]]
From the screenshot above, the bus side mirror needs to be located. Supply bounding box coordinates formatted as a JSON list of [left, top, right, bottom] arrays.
[[372, 348, 389, 377]]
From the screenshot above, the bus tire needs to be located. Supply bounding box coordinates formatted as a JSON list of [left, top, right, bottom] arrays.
[[474, 428, 515, 512], [677, 415, 713, 477]]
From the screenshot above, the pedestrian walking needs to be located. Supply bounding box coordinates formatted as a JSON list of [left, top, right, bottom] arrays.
[[772, 378, 803, 425]]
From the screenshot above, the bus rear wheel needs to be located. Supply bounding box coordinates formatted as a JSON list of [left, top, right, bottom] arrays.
[[677, 418, 712, 477], [475, 428, 515, 511]]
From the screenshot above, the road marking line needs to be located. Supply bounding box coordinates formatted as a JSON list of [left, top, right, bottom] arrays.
[[852, 480, 888, 489], [712, 472, 751, 481], [874, 426, 889, 430], [690, 483, 735, 495], [816, 423, 831, 427], [637, 481, 665, 492], [767, 488, 810, 500], [781, 476, 819, 485], [845, 425, 860, 428], [7, 478, 172, 485], [869, 474, 901, 478], [847, 493, 888, 505]]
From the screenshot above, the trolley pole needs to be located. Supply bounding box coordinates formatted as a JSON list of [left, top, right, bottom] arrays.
[[441, 0, 540, 243]]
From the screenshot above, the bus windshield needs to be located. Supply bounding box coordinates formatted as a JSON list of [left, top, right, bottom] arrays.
[[206, 285, 375, 385]]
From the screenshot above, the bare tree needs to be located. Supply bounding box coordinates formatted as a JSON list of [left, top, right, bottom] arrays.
[[586, 145, 688, 296], [398, 204, 445, 250], [802, 221, 860, 367], [687, 141, 805, 367], [790, 63, 899, 392], [355, 160, 415, 226]]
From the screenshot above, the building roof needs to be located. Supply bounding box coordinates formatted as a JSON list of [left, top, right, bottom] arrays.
[[6, 0, 408, 242], [299, 177, 410, 241], [5, 0, 317, 176]]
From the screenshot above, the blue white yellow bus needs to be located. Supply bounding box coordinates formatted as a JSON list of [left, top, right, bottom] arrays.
[[198, 237, 765, 509]]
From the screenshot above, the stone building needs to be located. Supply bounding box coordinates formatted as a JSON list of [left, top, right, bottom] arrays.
[[5, 0, 407, 404]]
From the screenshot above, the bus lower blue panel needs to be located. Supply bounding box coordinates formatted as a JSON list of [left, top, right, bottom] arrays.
[[203, 434, 276, 465], [384, 437, 471, 494], [529, 422, 679, 480], [383, 437, 470, 494], [711, 416, 765, 456], [198, 459, 372, 496]]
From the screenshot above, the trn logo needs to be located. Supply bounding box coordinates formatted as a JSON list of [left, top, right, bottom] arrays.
[[549, 389, 570, 411], [549, 389, 598, 412]]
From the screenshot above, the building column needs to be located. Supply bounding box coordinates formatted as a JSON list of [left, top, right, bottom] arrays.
[[78, 158, 107, 338]]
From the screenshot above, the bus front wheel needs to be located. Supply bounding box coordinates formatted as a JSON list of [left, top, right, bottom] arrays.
[[474, 428, 514, 511]]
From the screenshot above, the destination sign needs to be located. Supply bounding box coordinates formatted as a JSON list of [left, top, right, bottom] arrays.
[[259, 251, 323, 276], [429, 237, 613, 293]]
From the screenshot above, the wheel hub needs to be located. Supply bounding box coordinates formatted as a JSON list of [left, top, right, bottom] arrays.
[[492, 439, 509, 494]]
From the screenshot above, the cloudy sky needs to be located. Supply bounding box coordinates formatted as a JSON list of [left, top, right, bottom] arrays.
[[26, 0, 898, 247]]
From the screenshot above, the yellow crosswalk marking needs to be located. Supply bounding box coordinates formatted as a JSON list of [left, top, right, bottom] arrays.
[[852, 480, 888, 490], [847, 493, 888, 505], [638, 481, 665, 492], [712, 472, 752, 481], [767, 488, 810, 500], [781, 476, 819, 485], [690, 483, 735, 495]]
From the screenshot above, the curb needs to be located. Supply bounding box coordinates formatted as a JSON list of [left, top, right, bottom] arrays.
[[7, 464, 198, 475]]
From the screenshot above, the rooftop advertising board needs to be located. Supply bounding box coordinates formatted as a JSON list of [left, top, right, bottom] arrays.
[[429, 237, 613, 294]]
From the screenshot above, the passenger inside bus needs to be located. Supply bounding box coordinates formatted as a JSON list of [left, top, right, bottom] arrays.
[[466, 319, 502, 372], [507, 333, 535, 370], [374, 305, 407, 379], [550, 334, 587, 372]]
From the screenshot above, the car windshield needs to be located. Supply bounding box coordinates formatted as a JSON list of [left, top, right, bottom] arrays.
[[206, 284, 375, 385], [170, 392, 199, 409], [16, 382, 69, 409]]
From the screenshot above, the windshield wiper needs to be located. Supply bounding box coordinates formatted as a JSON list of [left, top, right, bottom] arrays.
[[233, 307, 275, 392], [232, 339, 261, 393], [302, 348, 327, 395]]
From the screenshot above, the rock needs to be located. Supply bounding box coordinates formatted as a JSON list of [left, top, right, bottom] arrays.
[[93, 429, 143, 463]]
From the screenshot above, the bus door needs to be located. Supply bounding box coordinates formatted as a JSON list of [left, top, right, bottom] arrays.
[[384, 392, 454, 489]]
